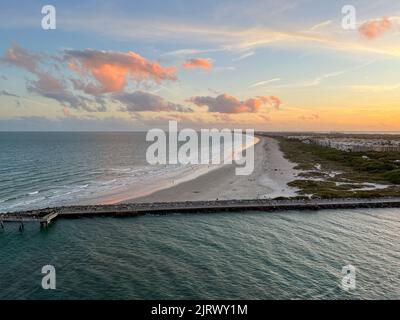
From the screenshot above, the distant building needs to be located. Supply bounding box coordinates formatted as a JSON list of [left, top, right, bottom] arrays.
[[288, 136, 400, 152]]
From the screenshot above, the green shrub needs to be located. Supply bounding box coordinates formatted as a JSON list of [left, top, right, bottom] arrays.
[[383, 170, 400, 184]]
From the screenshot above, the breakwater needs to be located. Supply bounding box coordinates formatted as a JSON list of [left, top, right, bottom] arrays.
[[1, 197, 400, 227]]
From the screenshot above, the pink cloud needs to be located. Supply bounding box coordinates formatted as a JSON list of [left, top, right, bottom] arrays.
[[183, 58, 212, 70], [188, 93, 281, 113], [1, 43, 41, 73], [359, 17, 392, 40], [64, 49, 177, 94]]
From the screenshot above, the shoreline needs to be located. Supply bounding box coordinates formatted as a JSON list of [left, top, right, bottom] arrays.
[[122, 136, 299, 204], [0, 135, 298, 212], [93, 134, 262, 205]]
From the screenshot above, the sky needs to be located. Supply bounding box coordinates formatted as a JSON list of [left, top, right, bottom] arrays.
[[0, 0, 399, 131]]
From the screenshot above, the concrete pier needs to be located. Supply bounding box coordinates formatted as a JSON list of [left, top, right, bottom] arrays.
[[1, 197, 400, 228], [0, 210, 59, 228]]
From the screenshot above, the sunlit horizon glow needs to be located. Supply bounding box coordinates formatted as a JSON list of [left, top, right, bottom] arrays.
[[0, 0, 399, 131]]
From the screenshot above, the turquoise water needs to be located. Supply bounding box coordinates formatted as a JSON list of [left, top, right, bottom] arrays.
[[1, 208, 399, 299]]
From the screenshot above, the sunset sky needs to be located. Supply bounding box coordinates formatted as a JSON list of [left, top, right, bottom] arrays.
[[0, 0, 399, 131]]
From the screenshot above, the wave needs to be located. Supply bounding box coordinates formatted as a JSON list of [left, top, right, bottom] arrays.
[[97, 133, 260, 204], [0, 133, 258, 212]]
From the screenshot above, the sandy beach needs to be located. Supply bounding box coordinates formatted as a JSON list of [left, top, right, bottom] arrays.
[[126, 136, 299, 203]]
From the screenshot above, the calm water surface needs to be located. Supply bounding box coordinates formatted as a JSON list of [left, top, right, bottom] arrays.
[[0, 208, 399, 299]]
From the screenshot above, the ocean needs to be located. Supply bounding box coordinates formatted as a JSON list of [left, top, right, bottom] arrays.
[[0, 132, 150, 212], [0, 132, 253, 212], [1, 132, 399, 299], [0, 208, 399, 299]]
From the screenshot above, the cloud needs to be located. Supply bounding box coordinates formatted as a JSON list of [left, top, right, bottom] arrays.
[[183, 58, 212, 70], [232, 51, 255, 61], [27, 72, 106, 112], [276, 60, 375, 89], [55, 15, 400, 57], [298, 114, 320, 121], [162, 48, 223, 58], [131, 108, 273, 128], [188, 93, 281, 113], [113, 91, 192, 113], [248, 78, 281, 88], [214, 66, 236, 73], [64, 49, 177, 94], [0, 43, 42, 72], [3, 9, 400, 58], [359, 17, 392, 40], [1, 44, 109, 112], [309, 20, 332, 31], [0, 89, 19, 97], [1, 44, 189, 114]]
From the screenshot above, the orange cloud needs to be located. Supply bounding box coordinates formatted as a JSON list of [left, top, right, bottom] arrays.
[[189, 93, 281, 113], [183, 58, 212, 70], [359, 17, 392, 40], [64, 49, 177, 94]]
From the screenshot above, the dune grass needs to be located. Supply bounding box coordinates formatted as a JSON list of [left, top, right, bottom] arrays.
[[277, 137, 400, 198]]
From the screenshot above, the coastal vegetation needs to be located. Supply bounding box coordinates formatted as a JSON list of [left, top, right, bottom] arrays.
[[278, 137, 400, 198]]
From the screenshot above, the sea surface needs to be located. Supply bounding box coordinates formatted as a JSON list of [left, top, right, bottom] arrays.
[[0, 132, 252, 212], [0, 208, 399, 299], [0, 132, 149, 212]]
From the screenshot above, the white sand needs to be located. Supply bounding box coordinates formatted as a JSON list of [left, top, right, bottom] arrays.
[[126, 136, 299, 203], [257, 137, 300, 198]]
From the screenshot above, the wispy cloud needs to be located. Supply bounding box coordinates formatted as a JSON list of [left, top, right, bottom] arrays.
[[162, 48, 223, 57], [276, 60, 376, 88], [232, 51, 255, 61], [3, 12, 400, 57], [309, 20, 333, 31], [248, 78, 281, 88]]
